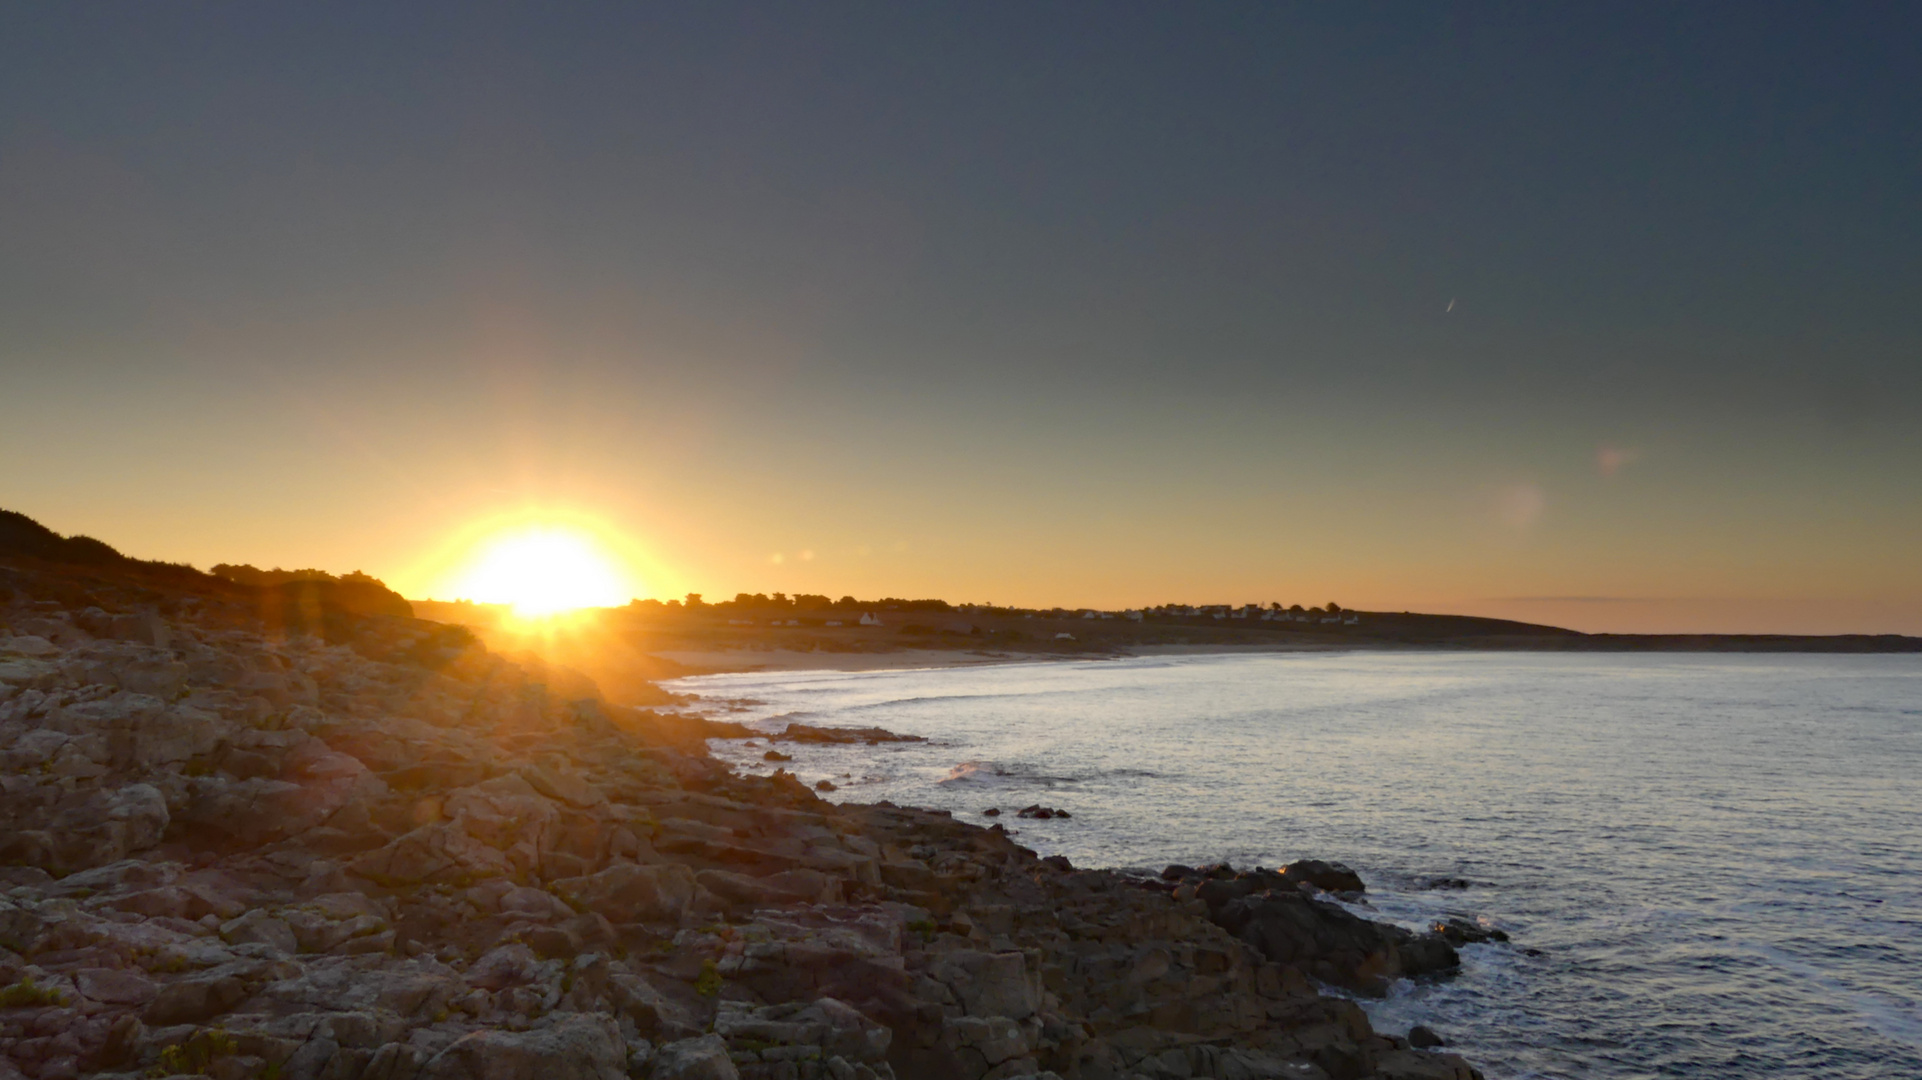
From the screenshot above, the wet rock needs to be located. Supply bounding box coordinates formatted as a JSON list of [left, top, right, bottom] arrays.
[[1408, 1024, 1447, 1048], [1212, 888, 1459, 995], [1015, 805, 1070, 820], [772, 723, 926, 745], [1431, 916, 1508, 945], [762, 750, 793, 762], [1375, 1047, 1482, 1079], [1280, 859, 1366, 894]]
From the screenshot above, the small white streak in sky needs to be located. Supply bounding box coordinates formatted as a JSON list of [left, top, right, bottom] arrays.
[[1446, 298, 1456, 313]]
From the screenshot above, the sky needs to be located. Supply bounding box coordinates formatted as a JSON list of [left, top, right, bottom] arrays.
[[3, 3, 1919, 633]]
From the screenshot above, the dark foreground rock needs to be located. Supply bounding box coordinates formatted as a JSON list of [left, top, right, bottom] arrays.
[[771, 723, 927, 746], [0, 549, 1486, 1080]]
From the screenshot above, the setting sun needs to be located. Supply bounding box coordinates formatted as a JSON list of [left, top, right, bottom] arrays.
[[447, 526, 632, 616]]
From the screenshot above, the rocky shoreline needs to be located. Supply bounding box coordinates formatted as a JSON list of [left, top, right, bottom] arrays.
[[0, 557, 1487, 1080]]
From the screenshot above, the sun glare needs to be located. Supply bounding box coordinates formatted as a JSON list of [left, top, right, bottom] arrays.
[[449, 527, 631, 616]]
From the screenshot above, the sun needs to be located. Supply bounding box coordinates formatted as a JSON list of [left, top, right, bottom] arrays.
[[448, 526, 632, 617]]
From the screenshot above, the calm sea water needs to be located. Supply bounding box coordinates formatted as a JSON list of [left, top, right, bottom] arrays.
[[666, 652, 1922, 1080]]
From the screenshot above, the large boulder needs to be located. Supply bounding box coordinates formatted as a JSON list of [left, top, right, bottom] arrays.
[[1212, 890, 1458, 995], [1281, 859, 1366, 894]]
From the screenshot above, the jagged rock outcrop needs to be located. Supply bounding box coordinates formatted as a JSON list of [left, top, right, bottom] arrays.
[[0, 551, 1489, 1080]]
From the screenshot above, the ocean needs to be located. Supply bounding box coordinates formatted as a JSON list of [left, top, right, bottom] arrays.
[[665, 652, 1922, 1080]]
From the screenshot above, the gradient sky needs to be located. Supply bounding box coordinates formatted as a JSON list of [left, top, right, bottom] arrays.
[[4, 3, 1919, 633]]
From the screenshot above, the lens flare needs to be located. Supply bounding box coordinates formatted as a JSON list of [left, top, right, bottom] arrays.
[[448, 527, 631, 616]]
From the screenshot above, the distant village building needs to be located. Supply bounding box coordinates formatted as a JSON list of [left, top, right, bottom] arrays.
[[1125, 610, 1144, 621], [1054, 632, 1075, 640], [825, 620, 843, 627], [859, 612, 882, 626]]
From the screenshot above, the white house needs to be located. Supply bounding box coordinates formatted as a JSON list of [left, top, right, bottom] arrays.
[[859, 612, 882, 626], [825, 620, 844, 627], [1054, 632, 1076, 640]]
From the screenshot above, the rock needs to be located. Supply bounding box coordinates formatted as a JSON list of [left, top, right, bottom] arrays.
[[0, 634, 60, 657], [466, 943, 542, 991], [713, 997, 891, 1064], [499, 886, 576, 921], [1408, 1025, 1447, 1048], [420, 1013, 627, 1080], [521, 763, 607, 808], [105, 783, 170, 853], [143, 971, 250, 1025], [1211, 888, 1459, 995], [649, 1034, 739, 1080], [773, 723, 926, 745], [350, 820, 515, 885], [220, 909, 299, 953], [607, 971, 698, 1040], [1431, 916, 1508, 945], [815, 779, 838, 791], [1281, 859, 1366, 894], [75, 967, 157, 1005], [695, 868, 839, 912], [930, 950, 1038, 1020], [0, 540, 1495, 1080], [552, 863, 700, 924], [1375, 1048, 1481, 1080], [362, 1042, 428, 1080]]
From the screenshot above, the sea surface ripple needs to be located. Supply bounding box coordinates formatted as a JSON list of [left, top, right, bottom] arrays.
[[668, 652, 1922, 1080]]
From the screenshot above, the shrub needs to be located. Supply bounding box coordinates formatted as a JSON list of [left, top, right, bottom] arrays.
[[0, 976, 66, 1007]]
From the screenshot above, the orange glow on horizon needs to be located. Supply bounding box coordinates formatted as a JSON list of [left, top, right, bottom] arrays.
[[414, 513, 654, 618]]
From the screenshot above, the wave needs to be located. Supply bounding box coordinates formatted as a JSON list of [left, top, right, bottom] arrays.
[[1745, 943, 1922, 1050], [937, 760, 1080, 787]]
